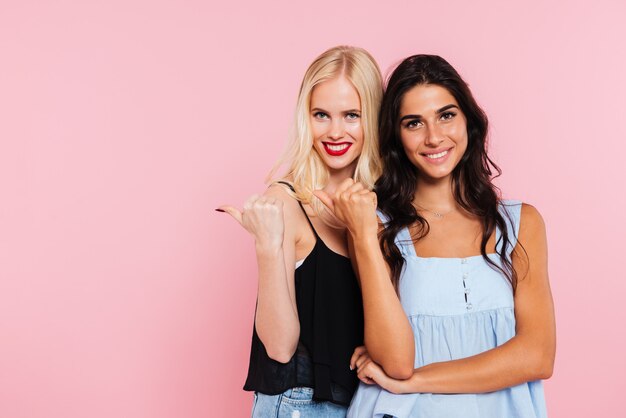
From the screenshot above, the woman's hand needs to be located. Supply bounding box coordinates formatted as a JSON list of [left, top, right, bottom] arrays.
[[350, 346, 408, 394], [218, 195, 285, 250], [218, 186, 300, 363], [313, 179, 378, 239]]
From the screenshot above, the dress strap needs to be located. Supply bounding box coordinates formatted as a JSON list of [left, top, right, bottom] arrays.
[[376, 210, 416, 257], [274, 181, 320, 240], [376, 209, 390, 224], [496, 199, 522, 256]]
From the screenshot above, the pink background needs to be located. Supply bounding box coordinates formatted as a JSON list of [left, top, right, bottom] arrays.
[[1, 0, 624, 417]]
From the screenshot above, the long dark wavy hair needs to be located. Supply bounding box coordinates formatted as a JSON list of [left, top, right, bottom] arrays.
[[375, 55, 521, 292]]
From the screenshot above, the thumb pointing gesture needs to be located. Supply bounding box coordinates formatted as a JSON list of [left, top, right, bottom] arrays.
[[216, 205, 243, 225], [217, 195, 284, 248]]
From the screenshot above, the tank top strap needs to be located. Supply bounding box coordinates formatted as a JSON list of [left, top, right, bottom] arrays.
[[496, 199, 522, 256], [274, 181, 320, 240]]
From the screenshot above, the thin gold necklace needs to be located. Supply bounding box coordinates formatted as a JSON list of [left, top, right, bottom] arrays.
[[413, 203, 456, 219]]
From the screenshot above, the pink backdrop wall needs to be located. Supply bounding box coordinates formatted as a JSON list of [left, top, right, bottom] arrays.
[[1, 0, 624, 417]]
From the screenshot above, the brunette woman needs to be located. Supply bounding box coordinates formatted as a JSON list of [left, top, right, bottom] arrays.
[[317, 55, 555, 418]]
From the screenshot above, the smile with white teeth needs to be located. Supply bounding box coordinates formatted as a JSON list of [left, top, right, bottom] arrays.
[[327, 143, 350, 151], [424, 150, 449, 159]]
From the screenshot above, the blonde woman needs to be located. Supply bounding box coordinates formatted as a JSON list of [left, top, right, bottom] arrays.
[[218, 46, 383, 416]]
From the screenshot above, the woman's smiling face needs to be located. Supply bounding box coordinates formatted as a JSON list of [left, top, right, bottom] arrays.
[[310, 76, 364, 174], [398, 84, 467, 181]]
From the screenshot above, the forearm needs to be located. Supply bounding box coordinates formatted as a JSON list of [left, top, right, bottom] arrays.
[[397, 335, 554, 394], [254, 244, 300, 363], [353, 235, 415, 379]]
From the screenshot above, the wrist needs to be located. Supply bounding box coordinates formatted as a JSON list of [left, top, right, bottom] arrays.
[[350, 229, 378, 245], [389, 379, 405, 395], [255, 241, 283, 256], [379, 374, 404, 395]]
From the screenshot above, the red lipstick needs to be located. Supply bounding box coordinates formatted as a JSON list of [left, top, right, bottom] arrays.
[[322, 142, 352, 156]]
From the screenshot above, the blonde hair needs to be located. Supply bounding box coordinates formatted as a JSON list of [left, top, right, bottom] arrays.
[[267, 45, 383, 214]]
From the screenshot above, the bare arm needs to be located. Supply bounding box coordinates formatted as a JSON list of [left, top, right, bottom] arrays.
[[356, 204, 556, 393], [317, 180, 415, 379], [220, 185, 300, 363], [348, 231, 415, 379]]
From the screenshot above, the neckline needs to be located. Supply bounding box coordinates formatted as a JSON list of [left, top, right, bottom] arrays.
[[408, 253, 498, 260], [382, 200, 520, 260], [401, 223, 500, 260]]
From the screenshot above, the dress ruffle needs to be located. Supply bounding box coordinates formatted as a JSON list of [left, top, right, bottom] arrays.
[[349, 308, 546, 418]]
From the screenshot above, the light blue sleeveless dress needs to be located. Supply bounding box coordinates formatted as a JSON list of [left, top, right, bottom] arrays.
[[347, 200, 547, 418]]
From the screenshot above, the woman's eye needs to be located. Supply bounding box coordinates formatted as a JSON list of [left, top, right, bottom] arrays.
[[346, 112, 360, 120], [313, 112, 329, 119], [440, 111, 456, 121], [405, 120, 422, 129]]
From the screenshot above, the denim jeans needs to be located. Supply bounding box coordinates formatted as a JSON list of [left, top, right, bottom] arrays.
[[251, 387, 348, 418]]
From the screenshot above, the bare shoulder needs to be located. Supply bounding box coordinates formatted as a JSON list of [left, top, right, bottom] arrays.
[[263, 182, 300, 212], [519, 203, 546, 238], [264, 182, 307, 241], [509, 203, 549, 288]]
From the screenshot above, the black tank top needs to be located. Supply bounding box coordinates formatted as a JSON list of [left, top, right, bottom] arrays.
[[243, 183, 364, 405]]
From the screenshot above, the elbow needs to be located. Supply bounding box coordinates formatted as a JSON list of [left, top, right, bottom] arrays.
[[516, 333, 555, 381], [388, 367, 414, 381], [259, 334, 298, 364], [535, 358, 554, 380], [371, 347, 415, 380], [382, 360, 414, 380], [257, 323, 300, 364], [268, 352, 294, 364], [266, 346, 296, 364], [527, 349, 555, 380]]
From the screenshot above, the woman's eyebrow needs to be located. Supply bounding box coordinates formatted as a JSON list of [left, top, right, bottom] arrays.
[[311, 108, 361, 113], [436, 104, 459, 113], [399, 104, 459, 122], [399, 114, 421, 122]]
